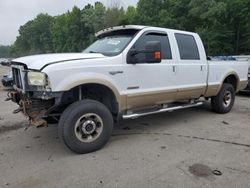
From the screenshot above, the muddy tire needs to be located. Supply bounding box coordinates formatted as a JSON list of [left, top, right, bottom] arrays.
[[211, 83, 235, 114], [58, 99, 113, 154]]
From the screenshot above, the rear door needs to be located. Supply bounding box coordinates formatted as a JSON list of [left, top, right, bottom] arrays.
[[173, 33, 207, 100]]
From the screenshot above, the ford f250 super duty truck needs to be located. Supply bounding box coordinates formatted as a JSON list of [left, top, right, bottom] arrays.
[[7, 25, 248, 154]]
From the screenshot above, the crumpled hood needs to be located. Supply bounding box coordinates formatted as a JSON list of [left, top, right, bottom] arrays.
[[13, 53, 105, 70]]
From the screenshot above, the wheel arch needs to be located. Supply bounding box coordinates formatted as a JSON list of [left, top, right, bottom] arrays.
[[221, 72, 239, 91], [59, 81, 125, 117]]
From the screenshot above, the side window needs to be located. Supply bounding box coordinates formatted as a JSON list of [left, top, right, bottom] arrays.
[[134, 33, 172, 60], [175, 33, 200, 60]]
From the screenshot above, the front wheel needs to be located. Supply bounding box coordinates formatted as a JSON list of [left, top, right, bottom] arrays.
[[58, 100, 113, 154], [211, 83, 235, 114]]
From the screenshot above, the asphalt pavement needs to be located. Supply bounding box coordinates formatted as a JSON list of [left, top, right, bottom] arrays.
[[0, 65, 250, 188]]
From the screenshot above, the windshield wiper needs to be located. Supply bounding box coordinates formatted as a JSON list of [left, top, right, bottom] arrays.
[[88, 51, 106, 56]]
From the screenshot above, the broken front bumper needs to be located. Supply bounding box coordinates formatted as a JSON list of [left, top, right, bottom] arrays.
[[8, 91, 62, 127]]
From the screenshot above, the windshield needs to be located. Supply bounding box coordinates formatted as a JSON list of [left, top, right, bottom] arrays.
[[83, 35, 133, 56]]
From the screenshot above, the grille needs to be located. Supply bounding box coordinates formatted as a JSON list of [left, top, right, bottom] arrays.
[[12, 67, 23, 89]]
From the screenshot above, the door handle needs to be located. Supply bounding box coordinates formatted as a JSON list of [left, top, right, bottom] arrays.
[[109, 71, 124, 75], [173, 66, 176, 73]]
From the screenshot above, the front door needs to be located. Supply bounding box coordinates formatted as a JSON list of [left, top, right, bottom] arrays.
[[122, 31, 178, 110]]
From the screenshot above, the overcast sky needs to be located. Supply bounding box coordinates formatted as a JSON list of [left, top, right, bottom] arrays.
[[0, 0, 138, 46]]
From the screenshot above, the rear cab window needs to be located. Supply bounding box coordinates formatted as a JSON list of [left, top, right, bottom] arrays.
[[175, 33, 200, 60]]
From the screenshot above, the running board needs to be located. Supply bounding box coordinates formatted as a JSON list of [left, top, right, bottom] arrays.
[[122, 102, 203, 119]]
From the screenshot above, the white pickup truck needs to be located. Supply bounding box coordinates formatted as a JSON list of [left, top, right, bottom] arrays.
[[8, 25, 248, 153]]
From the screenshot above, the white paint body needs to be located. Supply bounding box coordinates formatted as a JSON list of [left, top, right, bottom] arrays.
[[13, 26, 248, 102]]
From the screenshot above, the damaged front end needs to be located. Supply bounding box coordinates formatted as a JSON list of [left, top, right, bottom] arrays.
[[8, 64, 62, 127], [7, 91, 58, 127]]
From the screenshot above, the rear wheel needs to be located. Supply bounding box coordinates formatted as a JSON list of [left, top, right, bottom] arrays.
[[211, 83, 235, 114], [58, 99, 113, 154]]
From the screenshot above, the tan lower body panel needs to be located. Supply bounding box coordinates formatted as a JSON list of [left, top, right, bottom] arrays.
[[126, 86, 205, 110], [238, 80, 248, 91], [176, 86, 205, 100], [124, 80, 247, 112], [204, 84, 220, 97], [126, 89, 177, 110], [118, 95, 127, 112], [204, 80, 248, 98]]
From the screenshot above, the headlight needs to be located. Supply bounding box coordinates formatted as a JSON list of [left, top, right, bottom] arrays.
[[27, 72, 47, 86]]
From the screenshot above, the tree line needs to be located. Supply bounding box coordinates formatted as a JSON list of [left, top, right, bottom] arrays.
[[5, 0, 250, 58], [0, 46, 10, 58]]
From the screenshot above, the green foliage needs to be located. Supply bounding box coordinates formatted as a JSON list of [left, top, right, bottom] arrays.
[[136, 0, 164, 25], [10, 0, 250, 57], [52, 6, 91, 52], [120, 6, 137, 25], [136, 0, 250, 55], [104, 7, 125, 28], [0, 46, 10, 58], [11, 13, 54, 57]]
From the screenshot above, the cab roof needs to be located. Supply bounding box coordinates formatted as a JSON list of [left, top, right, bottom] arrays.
[[95, 25, 197, 38], [95, 25, 147, 38]]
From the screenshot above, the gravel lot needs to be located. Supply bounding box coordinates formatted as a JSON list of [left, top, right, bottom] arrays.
[[0, 65, 250, 188]]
